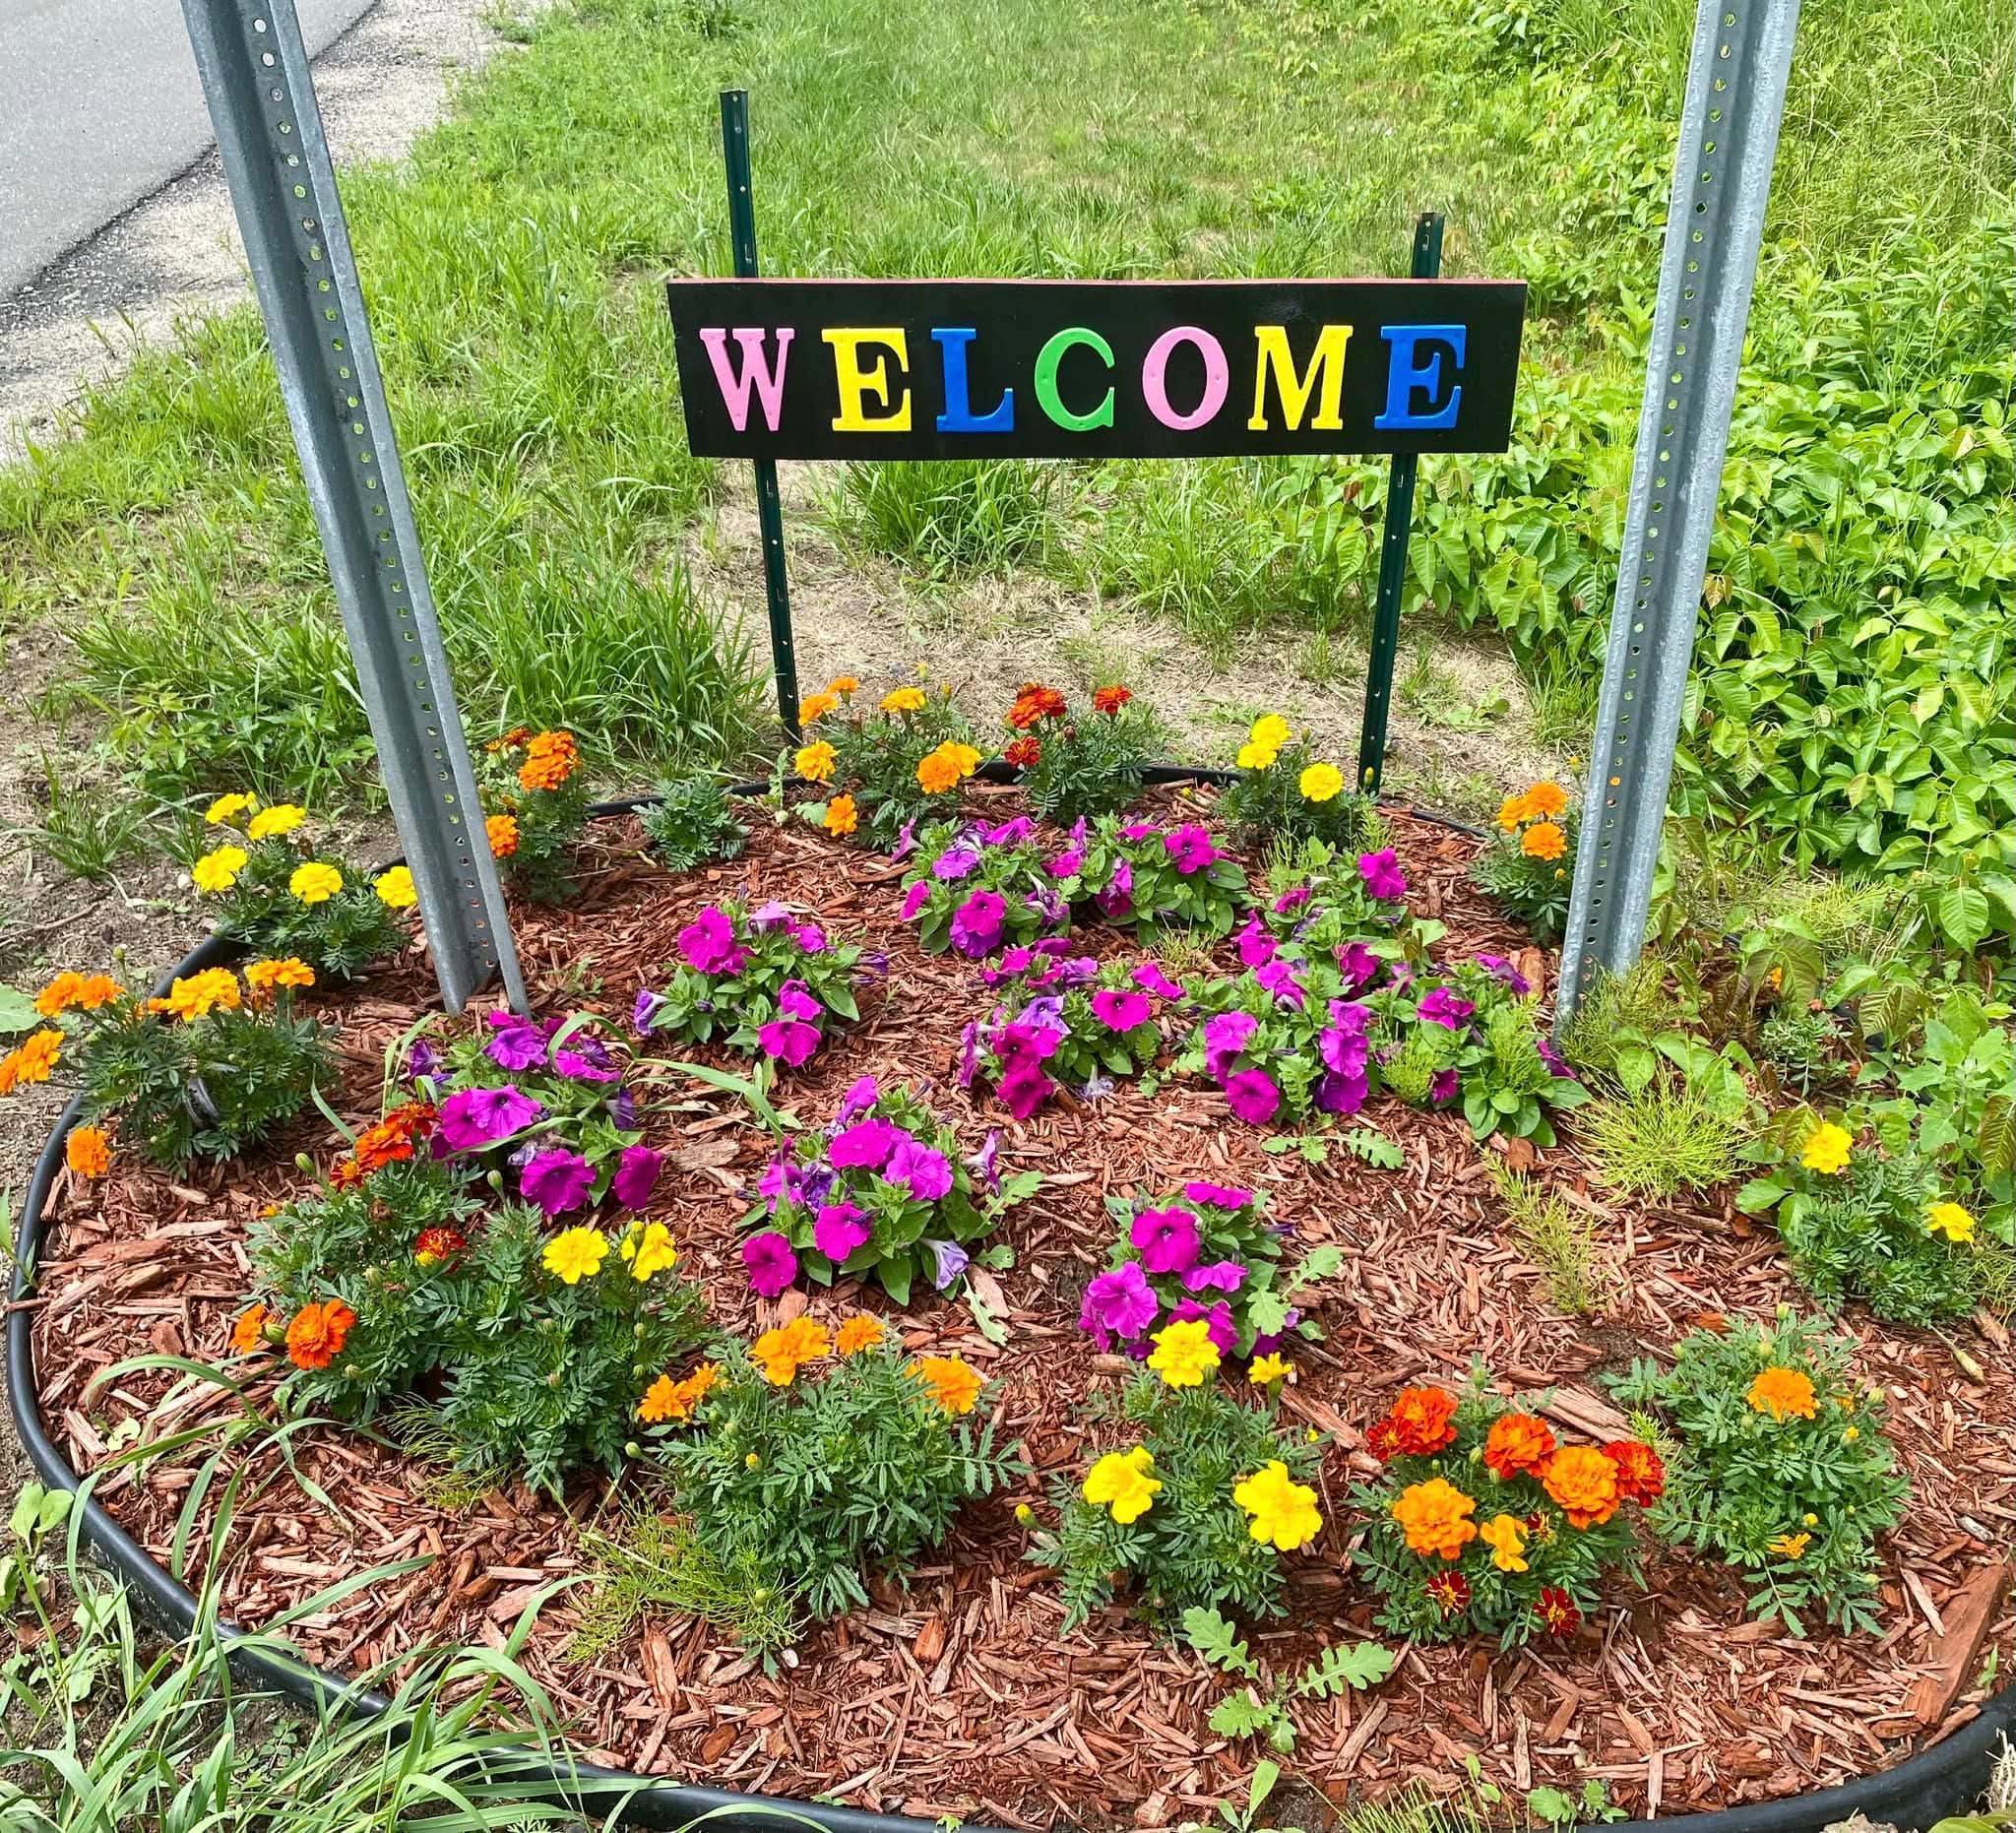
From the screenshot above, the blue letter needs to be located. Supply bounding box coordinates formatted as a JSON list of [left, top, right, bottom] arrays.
[[933, 327, 1014, 434], [1374, 324, 1466, 431]]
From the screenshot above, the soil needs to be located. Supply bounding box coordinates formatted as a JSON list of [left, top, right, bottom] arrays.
[[21, 792, 2015, 1826]]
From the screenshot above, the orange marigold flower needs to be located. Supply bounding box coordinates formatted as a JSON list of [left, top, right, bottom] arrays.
[[1521, 821, 1568, 861], [75, 974, 124, 1010], [827, 675, 860, 696], [915, 740, 981, 795], [1007, 684, 1068, 728], [517, 729, 580, 792], [1482, 1411, 1557, 1481], [35, 972, 87, 1018], [230, 1303, 272, 1357], [798, 690, 841, 723], [285, 1299, 356, 1370], [1536, 1586, 1581, 1636], [1425, 1568, 1473, 1616], [1496, 790, 1532, 832], [1365, 1417, 1406, 1463], [1388, 1385, 1459, 1456], [1092, 685, 1133, 715], [1603, 1438, 1666, 1506], [1392, 1477, 1479, 1560], [639, 1360, 722, 1422], [164, 969, 241, 1022], [1003, 736, 1041, 770], [65, 1125, 111, 1177], [1746, 1365, 1818, 1422], [244, 957, 315, 996], [487, 813, 521, 858], [488, 727, 534, 753], [1541, 1444, 1621, 1528], [835, 1314, 887, 1356], [751, 1315, 831, 1386], [354, 1102, 437, 1174], [1523, 781, 1568, 818], [823, 794, 858, 837], [913, 1354, 983, 1416], [10, 1029, 64, 1086], [329, 1158, 366, 1188], [413, 1225, 467, 1268]]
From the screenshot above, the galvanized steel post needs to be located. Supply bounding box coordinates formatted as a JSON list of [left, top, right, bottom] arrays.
[[1556, 0, 1801, 1018], [179, 0, 527, 1014]]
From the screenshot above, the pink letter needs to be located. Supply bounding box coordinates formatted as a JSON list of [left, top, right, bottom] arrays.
[[1141, 326, 1229, 431], [698, 327, 795, 432]]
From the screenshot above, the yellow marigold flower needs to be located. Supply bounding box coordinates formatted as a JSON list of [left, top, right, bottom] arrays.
[[65, 1125, 111, 1178], [1083, 1446, 1162, 1525], [247, 803, 307, 840], [1480, 1512, 1530, 1573], [795, 740, 838, 784], [205, 793, 258, 826], [1249, 714, 1292, 750], [798, 690, 841, 723], [1747, 1364, 1818, 1422], [1014, 1501, 1036, 1526], [1391, 1477, 1479, 1560], [1298, 761, 1345, 803], [289, 861, 344, 905], [1769, 1531, 1810, 1560], [1233, 1460, 1323, 1551], [1235, 740, 1280, 771], [753, 1316, 831, 1385], [913, 1353, 983, 1415], [827, 675, 860, 696], [1248, 1353, 1293, 1388], [164, 969, 241, 1022], [1843, 1424, 1859, 1443], [881, 686, 927, 714], [192, 846, 250, 893], [374, 866, 418, 909], [1925, 1200, 1976, 1244], [541, 1227, 610, 1286], [1524, 780, 1568, 818], [618, 1221, 679, 1282], [1146, 1317, 1221, 1389], [244, 957, 315, 994], [486, 814, 520, 859], [834, 1314, 886, 1356], [1800, 1121, 1853, 1174], [823, 794, 858, 837], [1521, 820, 1568, 860], [915, 740, 981, 795], [1496, 790, 1532, 832]]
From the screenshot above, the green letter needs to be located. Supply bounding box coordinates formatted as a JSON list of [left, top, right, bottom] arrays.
[[1034, 327, 1115, 432]]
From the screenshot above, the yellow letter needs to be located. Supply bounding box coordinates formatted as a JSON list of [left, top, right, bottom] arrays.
[[1247, 324, 1352, 432], [823, 328, 912, 432]]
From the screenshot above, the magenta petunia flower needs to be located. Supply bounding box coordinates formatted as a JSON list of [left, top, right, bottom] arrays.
[[813, 1200, 871, 1261], [1095, 856, 1134, 918], [1091, 987, 1153, 1032], [1079, 1261, 1160, 1347], [1225, 1069, 1282, 1125], [678, 906, 748, 976], [831, 1117, 902, 1169], [1358, 849, 1408, 903], [790, 919, 828, 954], [1131, 1206, 1201, 1276], [1183, 1180, 1251, 1211], [984, 817, 1036, 847], [901, 880, 931, 921], [1417, 986, 1476, 1031], [1202, 1009, 1258, 1081], [742, 1230, 798, 1296], [887, 1136, 954, 1201], [1430, 1067, 1460, 1105], [1476, 953, 1531, 996], [438, 1083, 543, 1152], [612, 1144, 662, 1209], [485, 1012, 548, 1071], [757, 1018, 821, 1066], [1048, 847, 1084, 878], [997, 1055, 1055, 1120], [521, 1148, 597, 1216], [1316, 1069, 1367, 1115], [1256, 957, 1305, 1007], [836, 1074, 880, 1121], [552, 1032, 618, 1081], [776, 979, 822, 1022], [932, 844, 981, 881], [1133, 961, 1184, 1000], [1182, 1258, 1248, 1295], [949, 889, 1007, 957], [1163, 824, 1220, 875], [748, 900, 792, 931], [1337, 941, 1381, 989], [1120, 821, 1158, 842], [1273, 885, 1312, 915], [1235, 914, 1277, 970]]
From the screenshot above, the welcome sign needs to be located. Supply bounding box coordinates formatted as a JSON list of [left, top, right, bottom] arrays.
[[666, 278, 1525, 460]]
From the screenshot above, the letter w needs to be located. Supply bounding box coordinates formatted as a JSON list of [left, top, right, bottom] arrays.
[[698, 327, 794, 432]]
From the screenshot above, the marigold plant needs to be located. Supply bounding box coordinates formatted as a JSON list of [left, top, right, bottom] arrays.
[[795, 671, 979, 847], [1472, 780, 1579, 944], [998, 682, 1156, 823], [1219, 714, 1371, 850], [477, 728, 591, 903]]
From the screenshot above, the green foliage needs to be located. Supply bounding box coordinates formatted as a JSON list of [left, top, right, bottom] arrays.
[[194, 816, 404, 981], [825, 459, 1062, 578], [1217, 731, 1370, 852], [12, 755, 150, 884], [1525, 1782, 1624, 1829], [648, 1342, 1019, 1623], [1579, 1076, 1749, 1199], [1182, 1605, 1392, 1753], [571, 1508, 800, 1659], [1488, 1161, 1611, 1315], [639, 772, 749, 870], [1029, 1376, 1320, 1630], [1756, 1006, 1849, 1096], [816, 681, 978, 847], [1608, 1309, 1909, 1635]]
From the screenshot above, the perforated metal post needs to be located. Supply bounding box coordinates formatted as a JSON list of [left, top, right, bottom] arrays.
[[179, 0, 526, 1014], [1556, 0, 1799, 1018]]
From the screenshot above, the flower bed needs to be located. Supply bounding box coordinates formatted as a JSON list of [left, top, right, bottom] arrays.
[[19, 782, 2014, 1828]]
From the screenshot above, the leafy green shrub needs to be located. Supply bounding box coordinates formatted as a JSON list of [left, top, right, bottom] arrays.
[[639, 773, 747, 870], [1757, 1006, 1849, 1095], [477, 728, 592, 903], [1579, 1076, 1749, 1199], [1029, 1369, 1322, 1629], [645, 1333, 1018, 1622], [1608, 1310, 1908, 1635], [1488, 1161, 1612, 1315]]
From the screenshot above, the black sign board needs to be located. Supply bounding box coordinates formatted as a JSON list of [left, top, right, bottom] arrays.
[[666, 278, 1525, 461]]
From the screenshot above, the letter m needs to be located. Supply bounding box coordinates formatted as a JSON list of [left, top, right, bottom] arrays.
[[1247, 324, 1352, 432]]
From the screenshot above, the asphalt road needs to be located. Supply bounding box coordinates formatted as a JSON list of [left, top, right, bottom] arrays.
[[0, 0, 374, 297]]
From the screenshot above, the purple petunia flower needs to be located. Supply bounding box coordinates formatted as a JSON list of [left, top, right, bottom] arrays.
[[612, 1144, 662, 1209], [631, 988, 667, 1037], [1183, 1181, 1253, 1211], [1273, 885, 1312, 915], [1316, 1069, 1367, 1115], [553, 1032, 618, 1082], [957, 1019, 983, 1089], [1321, 1001, 1371, 1078], [982, 947, 1036, 985], [932, 844, 981, 882], [813, 1200, 871, 1261], [950, 890, 1007, 957], [1236, 915, 1277, 970], [485, 1011, 548, 1071], [1538, 1037, 1576, 1080], [610, 1087, 638, 1132], [1417, 986, 1476, 1030], [1163, 824, 1219, 875], [891, 818, 918, 862], [837, 1074, 880, 1122], [1256, 957, 1305, 1007], [832, 1117, 902, 1169], [748, 900, 792, 931], [678, 906, 748, 976], [743, 1230, 798, 1296], [1134, 961, 1184, 1000], [1079, 1261, 1160, 1348], [777, 980, 822, 1022], [1091, 987, 1153, 1032], [522, 1148, 597, 1216], [757, 1156, 803, 1210], [925, 1238, 969, 1291], [1430, 1067, 1460, 1106], [438, 1084, 543, 1152], [967, 1129, 1001, 1191], [1131, 1206, 1201, 1276], [405, 1039, 440, 1084], [790, 919, 828, 955], [1182, 1258, 1248, 1295], [757, 1018, 821, 1066], [1025, 885, 1069, 927], [1095, 856, 1135, 919], [997, 1054, 1055, 1120], [1476, 953, 1532, 996], [983, 817, 1036, 848], [888, 1137, 954, 1201], [1079, 1073, 1115, 1102], [901, 880, 931, 921], [1225, 1069, 1282, 1125], [1358, 849, 1408, 903], [1202, 1009, 1259, 1081]]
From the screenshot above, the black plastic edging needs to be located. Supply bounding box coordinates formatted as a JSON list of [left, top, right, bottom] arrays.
[[8, 794, 2011, 1833]]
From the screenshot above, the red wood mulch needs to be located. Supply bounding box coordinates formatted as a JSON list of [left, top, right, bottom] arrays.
[[24, 785, 2015, 1826]]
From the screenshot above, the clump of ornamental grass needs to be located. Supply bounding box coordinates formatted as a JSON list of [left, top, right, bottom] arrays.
[[792, 670, 981, 848], [1028, 1345, 1322, 1629], [1579, 1075, 1750, 1198], [1608, 1309, 1908, 1636], [571, 1509, 800, 1661], [996, 679, 1157, 823], [188, 792, 405, 979], [13, 961, 330, 1169], [1488, 1160, 1613, 1315], [1218, 711, 1372, 850], [477, 727, 592, 903], [638, 1325, 1017, 1628], [639, 771, 748, 870]]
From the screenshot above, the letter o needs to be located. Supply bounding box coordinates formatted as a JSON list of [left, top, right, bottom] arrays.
[[1141, 325, 1229, 431]]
